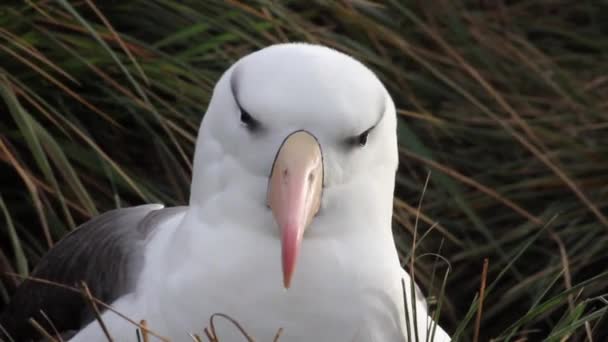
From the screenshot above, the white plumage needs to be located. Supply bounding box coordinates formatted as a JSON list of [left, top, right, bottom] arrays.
[[66, 43, 451, 341]]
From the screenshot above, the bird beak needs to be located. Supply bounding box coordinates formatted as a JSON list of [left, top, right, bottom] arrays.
[[268, 130, 323, 289]]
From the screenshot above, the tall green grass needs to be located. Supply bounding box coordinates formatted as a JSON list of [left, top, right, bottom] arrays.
[[1, 1, 607, 340]]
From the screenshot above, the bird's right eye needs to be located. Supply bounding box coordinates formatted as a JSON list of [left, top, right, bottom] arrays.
[[240, 107, 260, 131]]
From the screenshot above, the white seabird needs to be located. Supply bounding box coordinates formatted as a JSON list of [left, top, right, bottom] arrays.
[[0, 43, 451, 341]]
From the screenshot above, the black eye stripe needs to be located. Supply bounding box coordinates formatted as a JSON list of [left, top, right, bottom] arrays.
[[239, 107, 261, 131], [345, 126, 373, 148], [358, 130, 369, 146], [231, 70, 261, 132]]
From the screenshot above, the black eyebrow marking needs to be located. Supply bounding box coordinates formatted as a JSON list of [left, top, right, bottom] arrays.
[[230, 65, 240, 101], [373, 95, 386, 129], [355, 95, 386, 135], [344, 95, 386, 147], [230, 66, 262, 132]]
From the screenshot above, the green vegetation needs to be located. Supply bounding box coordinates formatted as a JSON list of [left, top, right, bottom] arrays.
[[1, 1, 607, 340]]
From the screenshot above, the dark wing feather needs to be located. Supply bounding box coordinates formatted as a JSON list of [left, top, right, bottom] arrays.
[[0, 204, 186, 342]]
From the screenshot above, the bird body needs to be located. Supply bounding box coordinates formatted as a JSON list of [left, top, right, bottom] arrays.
[[1, 43, 450, 341]]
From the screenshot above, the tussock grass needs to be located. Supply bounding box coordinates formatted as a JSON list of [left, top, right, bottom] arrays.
[[1, 1, 607, 340]]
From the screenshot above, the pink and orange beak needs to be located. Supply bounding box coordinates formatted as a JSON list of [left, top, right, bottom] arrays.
[[267, 131, 323, 289]]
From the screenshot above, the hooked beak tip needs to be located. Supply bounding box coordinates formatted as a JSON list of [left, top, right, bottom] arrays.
[[283, 276, 292, 289]]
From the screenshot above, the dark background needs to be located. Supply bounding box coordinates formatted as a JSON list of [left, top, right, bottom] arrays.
[[1, 1, 607, 340]]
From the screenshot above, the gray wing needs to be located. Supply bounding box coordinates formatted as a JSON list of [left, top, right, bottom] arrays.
[[0, 204, 186, 342]]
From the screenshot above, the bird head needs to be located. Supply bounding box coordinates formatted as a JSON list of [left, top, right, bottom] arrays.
[[190, 43, 398, 288]]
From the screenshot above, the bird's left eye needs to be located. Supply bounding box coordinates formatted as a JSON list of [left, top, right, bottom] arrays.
[[346, 127, 372, 148]]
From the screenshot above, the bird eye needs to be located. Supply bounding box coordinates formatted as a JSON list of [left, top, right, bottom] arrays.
[[346, 127, 372, 148], [240, 107, 260, 131], [358, 131, 369, 146]]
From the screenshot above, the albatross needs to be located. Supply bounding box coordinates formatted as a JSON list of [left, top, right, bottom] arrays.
[[0, 43, 451, 341]]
